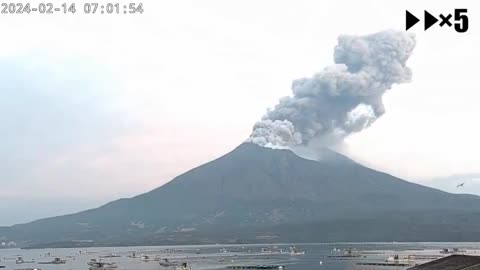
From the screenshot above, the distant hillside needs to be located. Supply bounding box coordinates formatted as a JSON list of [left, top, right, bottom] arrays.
[[2, 143, 480, 247]]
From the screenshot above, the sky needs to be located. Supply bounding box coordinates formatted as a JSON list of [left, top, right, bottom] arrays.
[[0, 0, 479, 226]]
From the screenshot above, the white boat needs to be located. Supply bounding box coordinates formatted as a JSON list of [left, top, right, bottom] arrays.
[[289, 246, 305, 255], [100, 253, 121, 258], [385, 255, 414, 264], [328, 247, 362, 258], [16, 256, 34, 264]]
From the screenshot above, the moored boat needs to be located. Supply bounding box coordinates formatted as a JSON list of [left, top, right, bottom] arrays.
[[38, 258, 66, 264], [141, 254, 160, 262], [176, 262, 192, 270], [328, 247, 363, 258], [16, 256, 35, 264], [289, 246, 305, 255], [87, 259, 118, 270], [100, 253, 121, 258], [160, 258, 179, 267]]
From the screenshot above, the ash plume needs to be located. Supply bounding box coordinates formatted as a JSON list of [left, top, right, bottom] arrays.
[[247, 30, 416, 149]]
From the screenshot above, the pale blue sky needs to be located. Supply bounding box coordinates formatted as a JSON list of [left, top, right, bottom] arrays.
[[0, 0, 479, 225]]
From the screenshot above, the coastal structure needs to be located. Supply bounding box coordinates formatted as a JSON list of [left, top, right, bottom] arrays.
[[408, 255, 480, 270]]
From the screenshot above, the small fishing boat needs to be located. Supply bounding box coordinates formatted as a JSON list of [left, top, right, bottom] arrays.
[[328, 247, 363, 258], [440, 248, 466, 254], [159, 258, 179, 267], [100, 253, 121, 258], [87, 259, 118, 270], [16, 256, 35, 264], [289, 246, 305, 255], [141, 254, 160, 262], [260, 247, 272, 253], [128, 251, 140, 258], [385, 255, 414, 264], [38, 258, 66, 264], [176, 262, 192, 270]]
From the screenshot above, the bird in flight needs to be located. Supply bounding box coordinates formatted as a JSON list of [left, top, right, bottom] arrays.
[[457, 182, 465, 188]]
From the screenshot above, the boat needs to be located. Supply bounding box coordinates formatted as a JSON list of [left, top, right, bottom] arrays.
[[289, 246, 305, 255], [16, 256, 35, 264], [128, 252, 140, 258], [176, 262, 192, 270], [141, 254, 160, 262], [385, 255, 415, 264], [356, 255, 415, 269], [160, 258, 179, 267], [440, 248, 466, 254], [100, 253, 121, 258], [38, 258, 67, 264], [16, 256, 25, 264], [87, 259, 118, 270], [328, 247, 363, 258], [260, 247, 272, 253], [88, 259, 102, 266]]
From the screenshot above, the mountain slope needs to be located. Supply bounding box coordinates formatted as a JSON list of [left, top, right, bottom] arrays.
[[3, 143, 480, 246]]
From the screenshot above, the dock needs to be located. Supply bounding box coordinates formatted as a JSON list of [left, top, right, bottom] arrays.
[[357, 262, 412, 267], [408, 255, 480, 270], [328, 255, 362, 258], [227, 265, 285, 269]]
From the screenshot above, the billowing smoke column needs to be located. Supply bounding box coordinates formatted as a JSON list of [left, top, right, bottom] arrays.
[[247, 30, 416, 149]]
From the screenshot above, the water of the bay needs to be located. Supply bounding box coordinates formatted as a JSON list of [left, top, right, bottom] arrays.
[[2, 242, 480, 270]]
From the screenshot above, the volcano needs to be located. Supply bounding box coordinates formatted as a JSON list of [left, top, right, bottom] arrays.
[[3, 143, 480, 247]]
